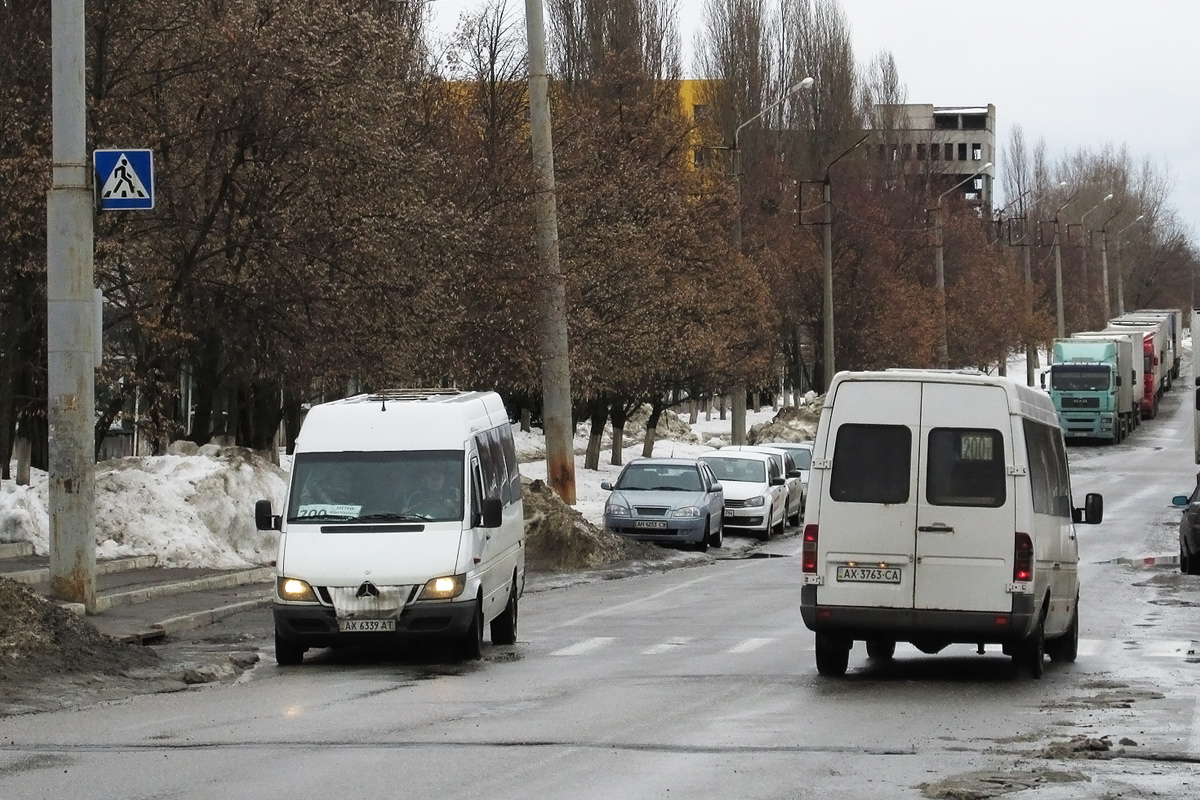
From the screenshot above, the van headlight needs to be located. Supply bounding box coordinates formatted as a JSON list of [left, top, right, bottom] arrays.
[[277, 577, 318, 603], [743, 495, 766, 508], [606, 500, 631, 517], [672, 506, 701, 518], [419, 574, 466, 600]]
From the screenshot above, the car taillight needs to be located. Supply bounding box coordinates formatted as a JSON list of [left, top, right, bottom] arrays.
[[802, 524, 819, 573], [1014, 532, 1033, 582]]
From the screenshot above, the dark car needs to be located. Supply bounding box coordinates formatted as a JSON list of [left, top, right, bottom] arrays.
[[602, 458, 725, 552], [1171, 474, 1200, 574]]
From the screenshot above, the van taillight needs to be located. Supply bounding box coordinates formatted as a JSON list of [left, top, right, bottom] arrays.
[[802, 524, 819, 573], [1014, 532, 1033, 582]]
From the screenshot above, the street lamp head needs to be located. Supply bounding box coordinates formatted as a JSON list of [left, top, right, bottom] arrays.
[[793, 77, 815, 92]]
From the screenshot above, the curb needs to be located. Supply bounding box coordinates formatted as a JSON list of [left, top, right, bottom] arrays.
[[1096, 555, 1182, 567], [94, 566, 274, 612], [3, 554, 160, 586], [115, 596, 274, 645]]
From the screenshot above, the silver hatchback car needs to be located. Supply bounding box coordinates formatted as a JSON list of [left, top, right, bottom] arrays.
[[602, 458, 725, 552]]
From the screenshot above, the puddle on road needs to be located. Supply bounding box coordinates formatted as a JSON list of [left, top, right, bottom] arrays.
[[920, 769, 1087, 799]]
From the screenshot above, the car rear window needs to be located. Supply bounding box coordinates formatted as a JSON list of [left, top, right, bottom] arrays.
[[925, 428, 1006, 507], [701, 456, 766, 483], [829, 424, 911, 504]]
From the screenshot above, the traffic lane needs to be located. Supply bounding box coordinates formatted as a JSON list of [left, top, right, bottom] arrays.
[[2, 549, 1199, 798]]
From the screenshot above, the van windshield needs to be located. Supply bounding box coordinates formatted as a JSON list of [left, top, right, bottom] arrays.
[[287, 450, 464, 523]]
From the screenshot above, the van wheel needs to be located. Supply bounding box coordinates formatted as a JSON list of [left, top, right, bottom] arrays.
[[1047, 606, 1079, 663], [865, 639, 895, 661], [275, 631, 306, 666], [490, 580, 519, 645], [457, 595, 485, 660], [1014, 615, 1045, 679], [815, 633, 850, 677], [1181, 546, 1190, 575]]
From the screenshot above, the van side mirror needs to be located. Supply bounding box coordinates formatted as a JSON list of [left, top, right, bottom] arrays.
[[1172, 494, 1189, 508], [1039, 373, 1046, 389], [1074, 492, 1103, 525], [481, 497, 503, 528], [255, 499, 281, 531]]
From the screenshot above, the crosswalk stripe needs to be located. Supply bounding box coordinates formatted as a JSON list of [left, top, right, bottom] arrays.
[[643, 637, 692, 655], [549, 637, 615, 657]]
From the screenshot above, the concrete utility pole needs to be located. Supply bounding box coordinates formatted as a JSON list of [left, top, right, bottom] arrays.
[[48, 0, 97, 609], [1113, 215, 1144, 317], [524, 0, 575, 504], [1053, 189, 1080, 340], [1079, 192, 1113, 327], [1099, 208, 1123, 321], [729, 77, 812, 442], [820, 133, 868, 391], [932, 162, 991, 369]]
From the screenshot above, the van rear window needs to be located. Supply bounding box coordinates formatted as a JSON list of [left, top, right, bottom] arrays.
[[926, 429, 1006, 507], [829, 424, 911, 504]]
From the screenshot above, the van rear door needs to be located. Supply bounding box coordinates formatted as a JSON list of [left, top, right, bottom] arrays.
[[913, 382, 1015, 613], [817, 380, 920, 610]]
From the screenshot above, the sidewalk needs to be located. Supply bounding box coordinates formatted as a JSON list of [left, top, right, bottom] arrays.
[[0, 542, 273, 645]]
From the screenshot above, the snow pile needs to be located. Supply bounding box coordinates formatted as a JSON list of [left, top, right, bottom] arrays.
[[2, 443, 287, 569]]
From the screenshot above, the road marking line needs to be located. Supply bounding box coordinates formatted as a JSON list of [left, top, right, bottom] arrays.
[[1190, 697, 1200, 758], [1141, 640, 1194, 658], [550, 637, 616, 656], [643, 637, 691, 655], [728, 637, 773, 654]]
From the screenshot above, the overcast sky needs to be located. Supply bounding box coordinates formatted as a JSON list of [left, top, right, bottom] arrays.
[[429, 0, 1198, 239]]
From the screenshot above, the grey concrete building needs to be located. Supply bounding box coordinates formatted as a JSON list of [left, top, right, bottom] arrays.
[[874, 103, 996, 209]]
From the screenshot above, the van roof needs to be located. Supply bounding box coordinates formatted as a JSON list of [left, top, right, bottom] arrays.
[[830, 369, 1059, 427], [296, 390, 509, 453]]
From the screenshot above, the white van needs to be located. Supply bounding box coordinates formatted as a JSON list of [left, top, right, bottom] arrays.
[[800, 370, 1102, 678], [255, 389, 524, 665]]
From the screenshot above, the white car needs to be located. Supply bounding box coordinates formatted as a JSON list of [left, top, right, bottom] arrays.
[[759, 442, 813, 515], [697, 449, 788, 541], [721, 445, 804, 527]]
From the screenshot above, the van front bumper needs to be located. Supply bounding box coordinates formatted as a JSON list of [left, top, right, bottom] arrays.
[[273, 600, 476, 649], [800, 586, 1038, 644]]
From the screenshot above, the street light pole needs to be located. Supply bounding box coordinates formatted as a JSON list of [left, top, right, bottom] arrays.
[[729, 76, 813, 443], [1078, 192, 1114, 328], [1099, 207, 1124, 321], [1002, 181, 1065, 385], [932, 162, 992, 368], [1053, 188, 1080, 339], [821, 133, 868, 391], [1113, 215, 1144, 316]]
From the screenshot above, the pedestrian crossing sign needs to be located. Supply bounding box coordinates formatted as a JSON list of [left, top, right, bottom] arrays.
[[94, 149, 154, 211]]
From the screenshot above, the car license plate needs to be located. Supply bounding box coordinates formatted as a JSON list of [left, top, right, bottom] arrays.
[[634, 520, 668, 529], [835, 566, 901, 584], [337, 618, 396, 633]]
